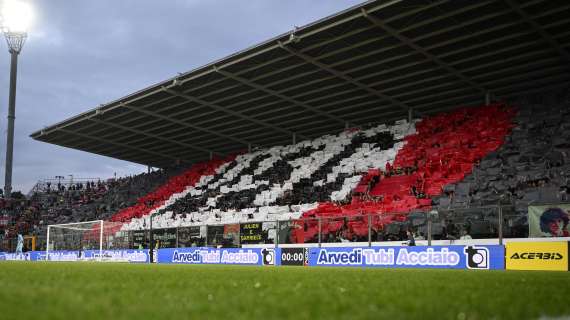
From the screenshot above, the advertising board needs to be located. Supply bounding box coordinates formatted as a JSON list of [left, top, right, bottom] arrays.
[[158, 247, 276, 266], [307, 245, 505, 270], [506, 241, 568, 271]]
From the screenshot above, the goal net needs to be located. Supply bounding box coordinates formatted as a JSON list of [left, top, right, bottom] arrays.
[[46, 220, 106, 261]]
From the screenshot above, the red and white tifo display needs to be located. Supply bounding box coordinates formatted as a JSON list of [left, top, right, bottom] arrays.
[[102, 104, 515, 243]]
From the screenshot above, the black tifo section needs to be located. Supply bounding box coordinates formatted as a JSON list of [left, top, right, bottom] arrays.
[[166, 131, 396, 214], [279, 132, 396, 205], [429, 93, 570, 238]]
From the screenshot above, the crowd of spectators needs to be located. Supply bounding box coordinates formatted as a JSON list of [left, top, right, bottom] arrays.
[[0, 167, 182, 251]]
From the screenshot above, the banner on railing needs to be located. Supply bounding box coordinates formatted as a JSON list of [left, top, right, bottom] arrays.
[[528, 205, 570, 237], [240, 223, 264, 244], [506, 241, 569, 271], [158, 247, 276, 266], [153, 229, 177, 249], [176, 227, 201, 248], [304, 245, 505, 270]]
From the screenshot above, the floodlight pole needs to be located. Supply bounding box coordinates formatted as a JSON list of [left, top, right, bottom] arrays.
[[3, 31, 26, 198]]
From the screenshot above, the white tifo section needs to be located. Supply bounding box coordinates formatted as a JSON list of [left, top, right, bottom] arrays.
[[121, 120, 416, 232]]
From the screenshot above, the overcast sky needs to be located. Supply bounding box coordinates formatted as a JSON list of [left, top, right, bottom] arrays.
[[0, 0, 364, 193]]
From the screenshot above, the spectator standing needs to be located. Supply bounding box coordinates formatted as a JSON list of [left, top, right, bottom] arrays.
[[16, 234, 24, 255], [406, 230, 416, 246], [459, 230, 472, 240]]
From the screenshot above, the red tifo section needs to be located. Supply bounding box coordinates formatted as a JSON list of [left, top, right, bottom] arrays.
[[109, 157, 235, 223], [292, 104, 516, 242]]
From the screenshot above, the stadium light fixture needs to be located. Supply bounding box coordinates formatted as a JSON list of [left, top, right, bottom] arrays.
[[0, 0, 33, 198], [2, 0, 33, 33]]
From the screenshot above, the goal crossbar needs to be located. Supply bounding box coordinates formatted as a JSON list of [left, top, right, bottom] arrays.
[[47, 220, 104, 227], [49, 226, 97, 231]]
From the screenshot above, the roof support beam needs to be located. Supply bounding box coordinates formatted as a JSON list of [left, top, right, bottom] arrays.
[[163, 87, 307, 139], [214, 68, 347, 126], [122, 102, 251, 146], [61, 135, 166, 161], [58, 129, 181, 162], [413, 80, 570, 120], [66, 145, 165, 168], [361, 8, 487, 96], [278, 42, 416, 115], [53, 38, 564, 152], [54, 95, 190, 140], [156, 34, 555, 137], [212, 3, 564, 116], [80, 99, 221, 142], [181, 53, 567, 140], [165, 4, 504, 123], [94, 26, 378, 132], [56, 110, 217, 152], [505, 0, 570, 63], [414, 73, 570, 112], [77, 136, 205, 165], [251, 5, 566, 108], [88, 118, 221, 156], [403, 66, 568, 106], [69, 6, 388, 136]]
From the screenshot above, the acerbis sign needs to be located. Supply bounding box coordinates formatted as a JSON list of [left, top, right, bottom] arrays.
[[506, 241, 569, 271], [306, 245, 504, 270]]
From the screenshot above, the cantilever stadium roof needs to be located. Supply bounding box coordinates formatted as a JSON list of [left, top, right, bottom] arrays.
[[31, 0, 570, 168]]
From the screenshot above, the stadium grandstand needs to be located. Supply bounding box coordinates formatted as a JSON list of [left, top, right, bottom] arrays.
[[2, 1, 570, 318], [1, 0, 569, 251]]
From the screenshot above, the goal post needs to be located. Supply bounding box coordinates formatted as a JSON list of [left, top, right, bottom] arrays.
[[46, 220, 104, 261]]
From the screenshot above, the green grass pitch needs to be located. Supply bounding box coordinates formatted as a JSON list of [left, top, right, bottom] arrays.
[[0, 262, 569, 320]]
